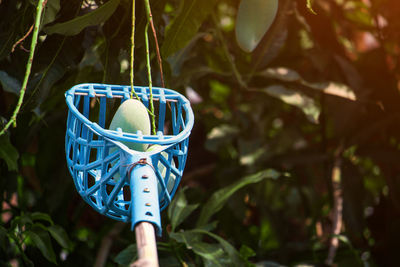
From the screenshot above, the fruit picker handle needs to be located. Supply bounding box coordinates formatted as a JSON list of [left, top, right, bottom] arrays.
[[132, 222, 159, 267], [126, 154, 161, 267]]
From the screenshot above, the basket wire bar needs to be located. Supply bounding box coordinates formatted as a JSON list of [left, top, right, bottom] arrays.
[[65, 83, 193, 235]]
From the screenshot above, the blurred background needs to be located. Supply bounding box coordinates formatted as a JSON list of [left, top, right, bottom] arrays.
[[1, 0, 400, 266]]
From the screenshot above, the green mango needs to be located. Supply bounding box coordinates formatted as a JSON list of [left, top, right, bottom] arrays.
[[109, 99, 151, 151], [235, 0, 279, 52]]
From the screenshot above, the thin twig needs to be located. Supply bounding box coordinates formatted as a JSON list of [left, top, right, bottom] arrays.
[[325, 143, 344, 266], [130, 0, 140, 100], [11, 26, 33, 53], [0, 0, 47, 136], [148, 10, 165, 88], [144, 0, 156, 135], [23, 0, 84, 110]]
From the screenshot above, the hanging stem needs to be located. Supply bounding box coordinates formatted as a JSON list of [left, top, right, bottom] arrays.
[[130, 0, 140, 100], [144, 0, 156, 135], [0, 0, 47, 136], [146, 3, 165, 88], [144, 23, 156, 135]]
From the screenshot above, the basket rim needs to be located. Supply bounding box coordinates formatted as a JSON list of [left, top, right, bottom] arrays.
[[65, 83, 194, 146]]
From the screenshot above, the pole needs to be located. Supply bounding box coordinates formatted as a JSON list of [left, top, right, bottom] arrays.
[[124, 154, 161, 267], [132, 222, 159, 267]]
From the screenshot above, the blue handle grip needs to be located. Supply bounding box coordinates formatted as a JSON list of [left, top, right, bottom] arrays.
[[124, 154, 162, 236]]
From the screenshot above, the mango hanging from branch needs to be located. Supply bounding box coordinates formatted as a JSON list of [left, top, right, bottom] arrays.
[[109, 99, 151, 151], [235, 0, 279, 52]]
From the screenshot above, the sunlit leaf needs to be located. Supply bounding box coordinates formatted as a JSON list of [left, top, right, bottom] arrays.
[[197, 169, 280, 226], [303, 81, 357, 101], [235, 0, 279, 52], [259, 67, 357, 101], [205, 124, 239, 152], [162, 0, 217, 58], [260, 67, 302, 82], [44, 0, 120, 36], [258, 85, 320, 123]]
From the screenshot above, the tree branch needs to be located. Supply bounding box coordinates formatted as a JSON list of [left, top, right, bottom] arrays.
[[0, 0, 47, 136], [325, 144, 344, 266]]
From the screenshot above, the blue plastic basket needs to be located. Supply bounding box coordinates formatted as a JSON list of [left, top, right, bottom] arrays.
[[65, 83, 194, 235]]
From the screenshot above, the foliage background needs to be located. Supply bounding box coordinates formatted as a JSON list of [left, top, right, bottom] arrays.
[[1, 0, 400, 266]]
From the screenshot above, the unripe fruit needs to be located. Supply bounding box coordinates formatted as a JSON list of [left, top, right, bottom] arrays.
[[109, 99, 151, 151], [235, 0, 279, 52]]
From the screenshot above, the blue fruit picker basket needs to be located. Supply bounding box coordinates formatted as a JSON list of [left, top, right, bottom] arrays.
[[65, 83, 194, 265]]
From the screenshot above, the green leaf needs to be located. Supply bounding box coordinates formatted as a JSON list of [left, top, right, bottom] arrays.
[[239, 244, 256, 261], [197, 169, 280, 227], [170, 231, 225, 266], [31, 61, 67, 107], [168, 188, 200, 232], [30, 212, 54, 225], [191, 229, 245, 266], [258, 85, 320, 124], [167, 33, 206, 76], [259, 67, 357, 100], [0, 135, 19, 171], [114, 244, 137, 265], [259, 67, 302, 82], [26, 227, 57, 264], [192, 243, 226, 266], [11, 214, 33, 229], [47, 225, 72, 250], [42, 0, 60, 27], [0, 226, 8, 250], [44, 0, 120, 36], [170, 230, 200, 246], [0, 71, 21, 95], [205, 124, 239, 153], [162, 0, 217, 58], [235, 0, 279, 52], [302, 81, 357, 101]]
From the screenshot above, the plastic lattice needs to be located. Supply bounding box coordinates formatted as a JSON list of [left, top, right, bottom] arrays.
[[65, 83, 194, 234]]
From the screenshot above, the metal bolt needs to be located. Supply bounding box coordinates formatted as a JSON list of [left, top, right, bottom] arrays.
[[143, 188, 150, 193]]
